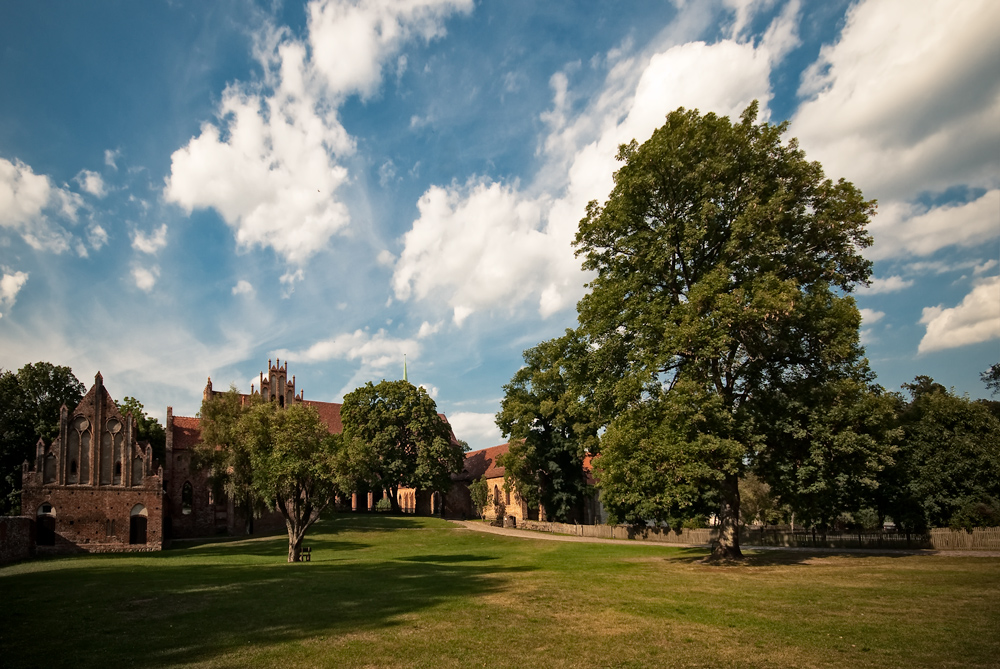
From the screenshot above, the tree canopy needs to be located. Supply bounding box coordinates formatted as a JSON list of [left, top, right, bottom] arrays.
[[197, 390, 340, 561], [572, 103, 879, 558], [878, 378, 1000, 531], [0, 362, 85, 514], [341, 380, 464, 513], [240, 401, 340, 562], [496, 332, 601, 522], [115, 396, 166, 462]]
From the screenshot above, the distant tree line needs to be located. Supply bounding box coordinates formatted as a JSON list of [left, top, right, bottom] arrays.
[[494, 104, 1000, 560]]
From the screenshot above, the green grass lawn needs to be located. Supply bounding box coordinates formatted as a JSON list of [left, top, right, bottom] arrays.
[[2, 515, 997, 668]]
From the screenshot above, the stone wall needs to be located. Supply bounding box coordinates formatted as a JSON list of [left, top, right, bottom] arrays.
[[21, 485, 164, 551], [0, 516, 33, 564]]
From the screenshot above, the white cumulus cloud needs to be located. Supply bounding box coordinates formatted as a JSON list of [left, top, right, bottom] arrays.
[[859, 308, 885, 324], [275, 328, 419, 369], [165, 0, 472, 267], [857, 275, 914, 295], [447, 411, 502, 448], [0, 157, 82, 253], [792, 0, 1000, 202], [392, 3, 796, 324], [868, 190, 1000, 261], [0, 269, 29, 319], [132, 264, 160, 292], [132, 223, 168, 254], [232, 280, 255, 296], [918, 276, 1000, 353], [74, 169, 107, 198]]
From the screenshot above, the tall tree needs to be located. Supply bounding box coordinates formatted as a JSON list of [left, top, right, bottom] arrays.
[[575, 104, 876, 559], [496, 332, 600, 522], [341, 380, 463, 512], [115, 396, 166, 462], [880, 378, 1000, 531], [240, 401, 340, 562], [194, 387, 266, 535], [0, 363, 85, 514]]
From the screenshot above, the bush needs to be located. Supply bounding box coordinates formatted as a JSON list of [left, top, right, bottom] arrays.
[[375, 497, 392, 513]]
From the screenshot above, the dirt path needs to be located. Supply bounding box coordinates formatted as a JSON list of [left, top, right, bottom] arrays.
[[449, 520, 1000, 557]]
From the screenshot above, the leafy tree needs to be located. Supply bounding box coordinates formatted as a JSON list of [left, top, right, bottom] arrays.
[[115, 396, 166, 462], [239, 401, 340, 561], [575, 104, 876, 559], [341, 380, 464, 513], [496, 332, 600, 523], [195, 387, 267, 535], [469, 478, 488, 519], [0, 363, 85, 514], [880, 378, 1000, 531], [739, 473, 780, 527], [982, 363, 1000, 396], [755, 378, 900, 531]]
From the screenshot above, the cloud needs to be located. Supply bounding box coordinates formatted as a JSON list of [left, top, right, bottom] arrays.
[[792, 0, 1000, 202], [165, 0, 472, 267], [867, 190, 999, 261], [856, 275, 914, 295], [132, 264, 160, 292], [274, 328, 419, 369], [376, 249, 396, 267], [74, 169, 107, 198], [416, 320, 441, 338], [859, 308, 884, 324], [131, 223, 168, 254], [918, 276, 1000, 353], [232, 279, 255, 296], [378, 159, 398, 187], [0, 269, 29, 318], [88, 225, 108, 251], [0, 156, 81, 253], [447, 411, 502, 448], [392, 3, 795, 324], [104, 149, 120, 170]]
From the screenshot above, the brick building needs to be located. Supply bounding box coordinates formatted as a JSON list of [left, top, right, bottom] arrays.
[[20, 372, 164, 553]]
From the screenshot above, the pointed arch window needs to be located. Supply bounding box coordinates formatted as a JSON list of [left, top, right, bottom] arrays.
[[182, 481, 193, 515]]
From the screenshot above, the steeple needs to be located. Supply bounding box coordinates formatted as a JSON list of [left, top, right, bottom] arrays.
[[403, 354, 408, 383]]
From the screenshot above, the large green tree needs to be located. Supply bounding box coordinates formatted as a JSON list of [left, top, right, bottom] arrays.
[[0, 363, 85, 514], [239, 401, 340, 562], [341, 380, 464, 512], [496, 332, 600, 522], [576, 103, 878, 559], [194, 387, 267, 535], [877, 377, 1000, 531]]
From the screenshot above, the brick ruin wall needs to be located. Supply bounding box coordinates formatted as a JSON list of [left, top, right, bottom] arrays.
[[0, 516, 33, 563], [21, 485, 163, 553]]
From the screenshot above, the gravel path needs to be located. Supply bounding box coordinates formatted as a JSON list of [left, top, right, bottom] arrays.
[[449, 520, 1000, 557]]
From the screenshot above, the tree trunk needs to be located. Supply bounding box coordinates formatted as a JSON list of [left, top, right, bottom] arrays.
[[711, 473, 743, 560], [288, 530, 302, 562], [388, 485, 401, 513]]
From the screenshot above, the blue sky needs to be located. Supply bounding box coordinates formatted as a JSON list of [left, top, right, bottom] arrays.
[[1, 0, 998, 451]]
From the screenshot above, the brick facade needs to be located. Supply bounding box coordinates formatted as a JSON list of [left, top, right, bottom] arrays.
[[19, 373, 164, 553]]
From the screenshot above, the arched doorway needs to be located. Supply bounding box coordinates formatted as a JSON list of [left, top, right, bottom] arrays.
[[36, 503, 56, 546], [129, 504, 148, 545]]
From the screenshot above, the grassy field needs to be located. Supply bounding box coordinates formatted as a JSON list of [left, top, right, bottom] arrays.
[[1, 515, 998, 668]]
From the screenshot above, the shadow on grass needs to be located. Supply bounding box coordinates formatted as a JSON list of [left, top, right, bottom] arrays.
[[1, 539, 531, 668], [664, 546, 925, 567]]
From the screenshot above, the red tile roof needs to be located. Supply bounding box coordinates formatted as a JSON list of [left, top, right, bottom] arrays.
[[171, 415, 202, 451], [302, 400, 343, 434], [459, 443, 509, 481]]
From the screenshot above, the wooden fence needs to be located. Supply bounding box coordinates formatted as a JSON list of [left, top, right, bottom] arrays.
[[516, 520, 1000, 551]]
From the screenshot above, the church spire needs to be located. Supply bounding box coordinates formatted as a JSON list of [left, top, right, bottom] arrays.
[[403, 354, 408, 383]]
